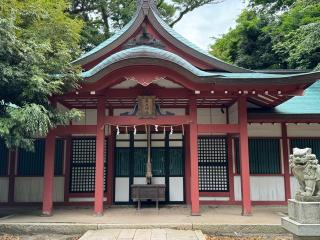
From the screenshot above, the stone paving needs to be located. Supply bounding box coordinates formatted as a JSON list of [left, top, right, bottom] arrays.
[[0, 206, 289, 235], [79, 229, 205, 240]]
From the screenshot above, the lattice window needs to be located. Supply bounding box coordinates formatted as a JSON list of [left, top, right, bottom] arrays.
[[70, 138, 107, 193], [198, 137, 229, 192]]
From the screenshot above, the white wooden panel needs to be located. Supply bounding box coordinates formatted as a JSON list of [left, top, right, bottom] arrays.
[[116, 142, 130, 147], [169, 134, 183, 139], [14, 177, 64, 202], [228, 102, 238, 124], [248, 123, 282, 137], [169, 141, 183, 147], [115, 177, 129, 202], [197, 108, 227, 124], [134, 141, 147, 147], [234, 176, 285, 201], [0, 177, 9, 202], [69, 197, 106, 202], [234, 176, 241, 201], [152, 177, 165, 184], [133, 177, 147, 184], [151, 141, 165, 147], [169, 177, 184, 202], [53, 177, 65, 202], [290, 176, 299, 199], [199, 197, 229, 201], [116, 134, 130, 140], [287, 123, 320, 137]]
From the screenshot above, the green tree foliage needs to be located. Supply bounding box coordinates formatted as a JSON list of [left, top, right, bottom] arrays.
[[68, 0, 222, 51], [0, 0, 83, 149], [210, 0, 320, 70]]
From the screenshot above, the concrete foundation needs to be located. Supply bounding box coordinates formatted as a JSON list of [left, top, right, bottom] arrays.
[[282, 199, 320, 240], [288, 199, 320, 224]]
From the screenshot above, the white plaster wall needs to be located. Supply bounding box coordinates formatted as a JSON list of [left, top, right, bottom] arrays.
[[197, 108, 227, 124], [287, 123, 320, 137], [248, 123, 282, 137], [0, 177, 9, 202], [228, 102, 238, 124], [290, 176, 299, 199], [199, 197, 230, 201], [69, 197, 107, 202], [72, 109, 98, 125], [14, 177, 64, 202], [234, 176, 285, 201]]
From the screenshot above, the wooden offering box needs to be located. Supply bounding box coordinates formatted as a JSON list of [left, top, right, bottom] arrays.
[[131, 184, 165, 210]]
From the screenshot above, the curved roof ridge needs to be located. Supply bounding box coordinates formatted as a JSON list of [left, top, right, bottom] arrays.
[[72, 0, 253, 72], [148, 8, 253, 73], [72, 2, 145, 65], [81, 45, 223, 79], [81, 46, 320, 81]]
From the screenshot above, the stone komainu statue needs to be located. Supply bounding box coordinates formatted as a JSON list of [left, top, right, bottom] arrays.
[[289, 148, 320, 201]]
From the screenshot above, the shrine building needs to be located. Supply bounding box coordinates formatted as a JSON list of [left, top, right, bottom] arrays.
[[1, 0, 320, 216]]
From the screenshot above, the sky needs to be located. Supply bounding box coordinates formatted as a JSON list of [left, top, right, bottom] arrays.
[[173, 0, 247, 51]]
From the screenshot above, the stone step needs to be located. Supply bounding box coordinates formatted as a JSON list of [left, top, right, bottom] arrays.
[[79, 228, 205, 240]]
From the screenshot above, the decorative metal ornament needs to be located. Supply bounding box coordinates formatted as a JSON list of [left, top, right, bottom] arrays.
[[123, 23, 165, 49]]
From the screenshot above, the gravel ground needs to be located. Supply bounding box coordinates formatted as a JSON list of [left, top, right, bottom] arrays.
[[206, 235, 293, 240], [0, 235, 80, 240]]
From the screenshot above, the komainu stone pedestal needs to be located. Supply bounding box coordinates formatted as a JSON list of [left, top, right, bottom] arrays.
[[282, 199, 320, 240]]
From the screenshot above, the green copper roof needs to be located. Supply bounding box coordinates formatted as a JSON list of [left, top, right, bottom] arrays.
[[274, 81, 320, 114], [73, 11, 140, 64], [81, 46, 307, 80], [81, 46, 220, 78], [152, 10, 229, 63]]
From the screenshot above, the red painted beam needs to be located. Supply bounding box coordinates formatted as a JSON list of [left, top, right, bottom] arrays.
[[248, 116, 320, 123], [55, 125, 97, 135], [197, 124, 240, 134], [104, 116, 192, 126]]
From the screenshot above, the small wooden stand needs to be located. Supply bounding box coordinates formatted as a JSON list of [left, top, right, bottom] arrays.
[[131, 184, 165, 210]]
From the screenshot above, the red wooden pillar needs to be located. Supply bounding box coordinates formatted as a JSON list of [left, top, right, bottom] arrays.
[[189, 98, 200, 215], [94, 98, 105, 215], [281, 123, 291, 201], [238, 96, 252, 215], [184, 127, 191, 205], [106, 127, 114, 206], [42, 130, 56, 216], [227, 134, 235, 202], [64, 136, 72, 203]]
